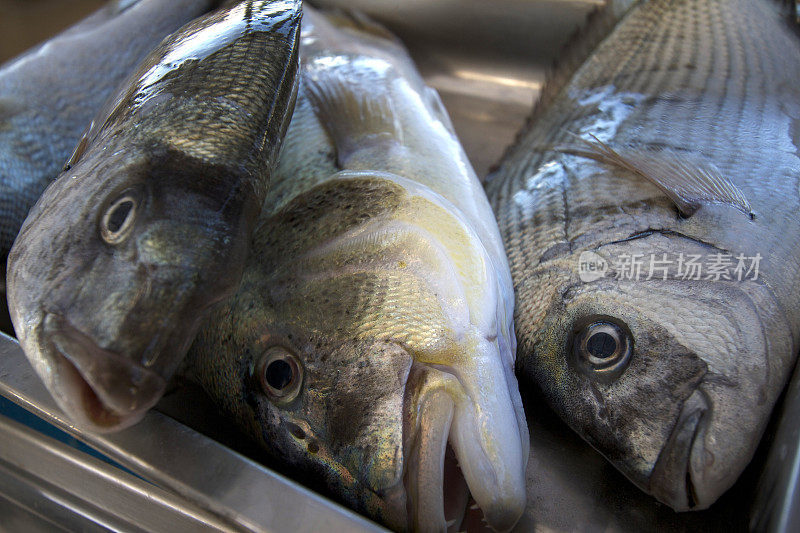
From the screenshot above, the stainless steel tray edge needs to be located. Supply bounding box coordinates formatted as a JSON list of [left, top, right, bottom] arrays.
[[0, 332, 385, 532]]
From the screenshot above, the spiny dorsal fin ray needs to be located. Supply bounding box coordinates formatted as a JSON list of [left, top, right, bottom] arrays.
[[486, 0, 638, 179], [63, 124, 92, 172], [558, 134, 754, 219], [111, 0, 142, 14], [424, 86, 456, 136], [305, 68, 402, 168]]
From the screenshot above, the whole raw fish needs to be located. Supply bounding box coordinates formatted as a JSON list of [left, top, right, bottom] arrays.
[[486, 0, 800, 511], [0, 0, 224, 265], [7, 0, 301, 432], [186, 7, 528, 531]]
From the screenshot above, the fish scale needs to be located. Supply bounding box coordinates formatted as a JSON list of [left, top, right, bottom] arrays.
[[0, 0, 223, 262], [7, 0, 301, 434], [490, 0, 800, 317], [487, 0, 800, 511], [86, 3, 300, 194], [184, 6, 529, 531]]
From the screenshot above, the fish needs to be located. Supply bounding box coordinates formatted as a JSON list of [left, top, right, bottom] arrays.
[[0, 0, 226, 267], [184, 6, 529, 531], [6, 0, 301, 433], [485, 0, 800, 512]]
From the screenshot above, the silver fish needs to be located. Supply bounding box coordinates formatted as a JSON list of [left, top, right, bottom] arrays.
[[0, 0, 224, 264], [186, 6, 528, 531], [7, 0, 301, 432], [486, 0, 800, 511]]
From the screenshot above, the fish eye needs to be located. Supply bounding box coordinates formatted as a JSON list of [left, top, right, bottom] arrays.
[[100, 191, 139, 244], [571, 318, 633, 381], [258, 346, 303, 403]]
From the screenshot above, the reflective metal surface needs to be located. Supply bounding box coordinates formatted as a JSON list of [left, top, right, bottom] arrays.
[[515, 387, 773, 532], [0, 332, 385, 532], [0, 414, 233, 532], [752, 360, 800, 533]]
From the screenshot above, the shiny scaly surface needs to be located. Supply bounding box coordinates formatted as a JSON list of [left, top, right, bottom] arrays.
[[0, 0, 222, 262], [7, 0, 300, 433], [186, 6, 528, 531], [486, 0, 800, 511]]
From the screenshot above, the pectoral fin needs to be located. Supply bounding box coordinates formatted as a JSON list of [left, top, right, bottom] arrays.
[[559, 134, 753, 218]]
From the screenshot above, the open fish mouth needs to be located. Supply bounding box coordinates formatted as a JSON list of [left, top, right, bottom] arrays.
[[40, 312, 166, 432], [405, 364, 526, 532], [649, 388, 710, 511]]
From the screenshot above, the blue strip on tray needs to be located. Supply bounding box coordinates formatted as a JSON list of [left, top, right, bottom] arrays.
[[0, 394, 145, 481]]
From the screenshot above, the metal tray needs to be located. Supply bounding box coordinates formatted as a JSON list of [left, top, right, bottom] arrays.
[[1, 1, 799, 531]]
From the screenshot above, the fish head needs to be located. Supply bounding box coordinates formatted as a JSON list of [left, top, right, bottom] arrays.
[[193, 304, 414, 530], [7, 145, 257, 432], [521, 231, 792, 511], [189, 174, 528, 531]]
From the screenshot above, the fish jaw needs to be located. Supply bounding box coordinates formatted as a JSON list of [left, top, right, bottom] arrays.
[[33, 311, 166, 432], [546, 272, 791, 510], [8, 217, 241, 432], [405, 380, 461, 530], [6, 147, 252, 431], [405, 356, 527, 532], [649, 388, 709, 511]]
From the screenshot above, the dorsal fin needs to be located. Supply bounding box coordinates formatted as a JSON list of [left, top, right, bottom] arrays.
[[559, 134, 754, 219], [111, 0, 142, 14], [534, 1, 637, 122], [424, 86, 456, 134], [320, 8, 403, 45], [305, 67, 402, 168], [63, 124, 93, 172], [487, 0, 638, 177]]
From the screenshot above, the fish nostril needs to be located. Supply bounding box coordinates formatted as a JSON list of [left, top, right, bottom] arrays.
[[307, 441, 319, 454], [287, 422, 305, 440]]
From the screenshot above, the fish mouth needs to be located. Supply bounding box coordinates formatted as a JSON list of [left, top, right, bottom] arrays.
[[40, 312, 166, 432], [649, 388, 710, 511], [405, 365, 526, 532]]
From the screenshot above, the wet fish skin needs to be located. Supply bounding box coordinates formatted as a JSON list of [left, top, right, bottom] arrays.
[[0, 0, 226, 263], [486, 0, 800, 511], [7, 0, 301, 433], [186, 7, 528, 531]]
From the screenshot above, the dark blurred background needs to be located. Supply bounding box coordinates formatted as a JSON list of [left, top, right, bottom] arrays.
[[0, 0, 106, 63]]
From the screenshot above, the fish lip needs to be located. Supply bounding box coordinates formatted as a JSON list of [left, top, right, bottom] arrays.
[[40, 311, 166, 432], [404, 366, 525, 532], [405, 385, 469, 531], [649, 388, 710, 511]]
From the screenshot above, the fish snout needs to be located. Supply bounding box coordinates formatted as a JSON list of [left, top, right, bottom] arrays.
[[41, 312, 166, 431], [649, 388, 711, 511], [407, 357, 527, 532]]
